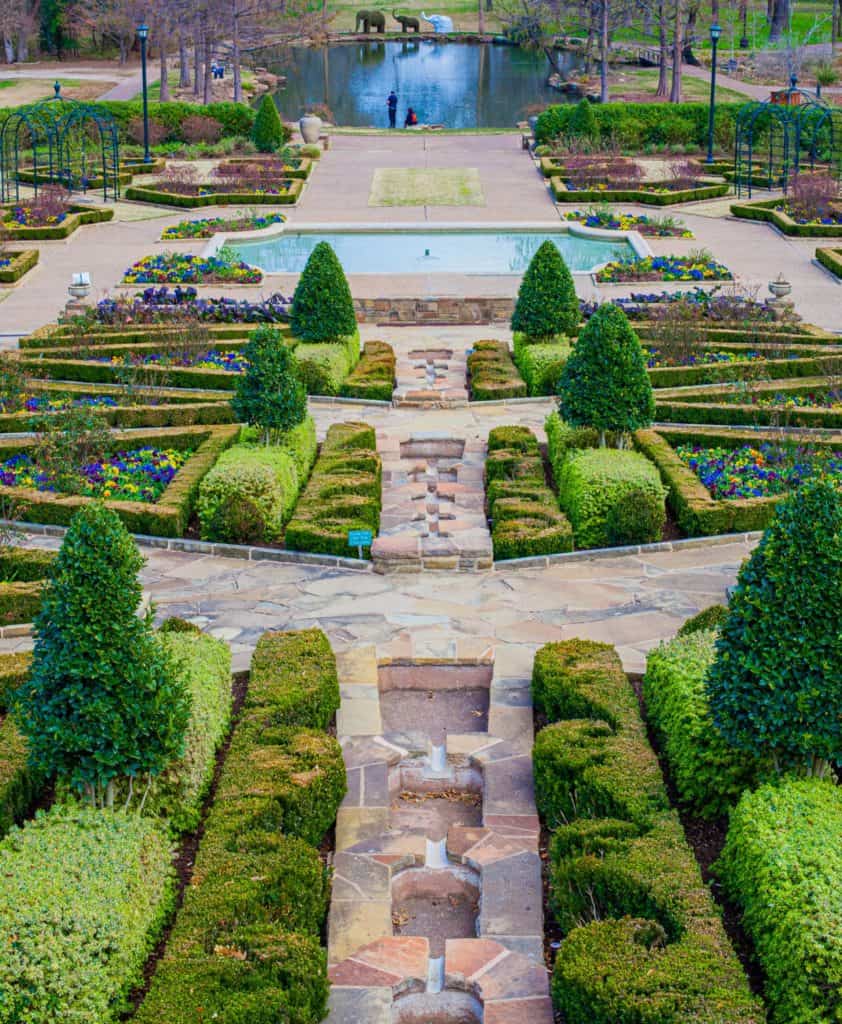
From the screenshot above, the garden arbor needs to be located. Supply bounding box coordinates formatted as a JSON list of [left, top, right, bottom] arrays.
[[0, 84, 120, 203], [734, 78, 842, 198]]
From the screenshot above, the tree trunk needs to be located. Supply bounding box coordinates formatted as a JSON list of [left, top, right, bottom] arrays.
[[193, 29, 202, 96], [712, 0, 719, 20], [769, 0, 789, 42], [202, 22, 212, 104], [232, 5, 242, 102], [832, 0, 840, 52], [179, 32, 190, 88], [159, 33, 170, 100], [643, 3, 653, 35], [3, 37, 14, 64], [478, 0, 485, 35], [669, 0, 682, 102], [600, 0, 609, 102], [657, 0, 669, 96]]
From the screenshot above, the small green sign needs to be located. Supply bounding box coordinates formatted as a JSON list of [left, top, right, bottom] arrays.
[[348, 529, 373, 549]]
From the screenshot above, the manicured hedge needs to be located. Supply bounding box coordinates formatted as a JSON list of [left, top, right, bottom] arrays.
[[133, 628, 341, 1024], [0, 425, 238, 537], [677, 604, 728, 636], [556, 447, 666, 549], [816, 245, 842, 278], [731, 198, 842, 237], [718, 777, 842, 1024], [124, 181, 303, 207], [0, 393, 236, 432], [340, 340, 396, 402], [655, 393, 842, 430], [222, 156, 314, 180], [285, 422, 381, 558], [0, 545, 54, 626], [513, 336, 571, 396], [0, 248, 38, 283], [486, 426, 573, 560], [643, 631, 760, 818], [535, 101, 744, 148], [468, 340, 527, 401], [0, 805, 174, 1024], [294, 334, 360, 396], [0, 655, 36, 840], [2, 204, 113, 240], [633, 426, 812, 535], [0, 651, 30, 710], [647, 348, 842, 388], [248, 628, 340, 731], [148, 632, 232, 833], [21, 322, 261, 349], [532, 639, 763, 1024], [552, 178, 729, 205]]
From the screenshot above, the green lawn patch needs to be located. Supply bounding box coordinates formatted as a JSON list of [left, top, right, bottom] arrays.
[[369, 166, 484, 206]]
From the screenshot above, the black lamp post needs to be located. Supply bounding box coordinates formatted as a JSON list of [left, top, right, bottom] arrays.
[[137, 21, 151, 164], [740, 1, 749, 49], [706, 22, 722, 165]]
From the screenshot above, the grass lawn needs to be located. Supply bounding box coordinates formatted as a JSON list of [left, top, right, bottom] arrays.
[[369, 166, 485, 205], [0, 76, 113, 107], [609, 67, 750, 102]]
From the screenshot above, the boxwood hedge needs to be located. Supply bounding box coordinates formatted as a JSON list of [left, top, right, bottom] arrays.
[[0, 248, 38, 283], [532, 639, 764, 1023], [247, 628, 340, 731], [468, 340, 527, 401], [340, 340, 396, 402], [718, 777, 842, 1024], [731, 198, 842, 237], [643, 630, 761, 818], [0, 805, 174, 1024], [513, 337, 571, 396]]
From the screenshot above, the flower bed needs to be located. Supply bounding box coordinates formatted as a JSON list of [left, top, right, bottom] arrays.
[[1, 203, 113, 240], [635, 425, 842, 534], [730, 197, 842, 237], [561, 209, 693, 237], [0, 425, 238, 535], [596, 254, 732, 283], [0, 446, 193, 503], [0, 249, 38, 284], [654, 380, 842, 429], [161, 212, 285, 240], [646, 346, 765, 368], [101, 348, 250, 371], [124, 179, 303, 207], [551, 177, 728, 206], [675, 441, 842, 499], [122, 253, 262, 285]]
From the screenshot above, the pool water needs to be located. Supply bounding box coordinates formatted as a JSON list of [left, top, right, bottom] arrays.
[[230, 231, 635, 275], [257, 41, 583, 129]]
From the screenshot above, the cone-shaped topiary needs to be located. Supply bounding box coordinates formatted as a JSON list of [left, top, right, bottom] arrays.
[[232, 325, 307, 443], [705, 479, 842, 776], [14, 504, 189, 807], [511, 240, 579, 340], [251, 95, 285, 153], [558, 303, 654, 444], [290, 241, 357, 342], [569, 98, 598, 141]]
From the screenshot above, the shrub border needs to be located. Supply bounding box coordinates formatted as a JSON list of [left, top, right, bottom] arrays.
[[2, 204, 114, 240], [0, 249, 38, 284], [551, 177, 729, 206], [124, 180, 303, 207], [730, 197, 842, 237], [816, 245, 842, 279]]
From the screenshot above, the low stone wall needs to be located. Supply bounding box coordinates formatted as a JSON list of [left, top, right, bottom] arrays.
[[354, 296, 515, 324]]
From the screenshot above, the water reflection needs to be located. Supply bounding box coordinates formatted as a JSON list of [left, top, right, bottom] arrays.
[[258, 41, 582, 129]]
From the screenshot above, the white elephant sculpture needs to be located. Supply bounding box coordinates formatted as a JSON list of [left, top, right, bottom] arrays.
[[421, 11, 454, 32]]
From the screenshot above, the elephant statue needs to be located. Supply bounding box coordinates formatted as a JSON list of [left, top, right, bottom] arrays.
[[393, 9, 420, 31], [355, 9, 386, 32], [421, 11, 454, 32]]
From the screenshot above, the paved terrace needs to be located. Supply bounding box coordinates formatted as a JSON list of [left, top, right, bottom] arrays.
[[2, 133, 840, 338]]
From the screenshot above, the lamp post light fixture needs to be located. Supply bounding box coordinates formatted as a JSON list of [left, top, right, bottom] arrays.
[[137, 21, 151, 164], [706, 22, 722, 165]]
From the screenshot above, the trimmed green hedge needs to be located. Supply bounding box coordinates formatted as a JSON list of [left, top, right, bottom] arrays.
[[21, 322, 260, 349], [468, 340, 527, 401], [643, 631, 761, 818], [816, 245, 842, 278], [294, 334, 359, 396], [513, 335, 571, 396], [2, 204, 113, 240], [0, 248, 38, 283], [718, 777, 842, 1024], [677, 604, 728, 636], [552, 178, 729, 205], [731, 198, 842, 237], [133, 629, 340, 1024], [285, 422, 381, 558], [0, 394, 235, 432], [556, 447, 666, 549], [633, 426, 818, 535], [654, 394, 842, 430], [532, 639, 764, 1024], [0, 545, 54, 626], [0, 653, 37, 839], [486, 426, 573, 560], [0, 652, 30, 711], [0, 425, 238, 537], [248, 628, 340, 731], [124, 181, 303, 207], [340, 340, 396, 402], [0, 805, 174, 1024]]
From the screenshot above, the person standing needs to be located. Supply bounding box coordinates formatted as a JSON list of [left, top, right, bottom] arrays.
[[387, 90, 398, 128]]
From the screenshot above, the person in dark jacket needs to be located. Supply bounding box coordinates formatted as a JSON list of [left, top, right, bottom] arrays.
[[387, 90, 398, 128], [404, 107, 418, 127]]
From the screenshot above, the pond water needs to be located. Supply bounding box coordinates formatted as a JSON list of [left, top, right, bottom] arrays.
[[230, 230, 634, 275], [259, 41, 582, 129]]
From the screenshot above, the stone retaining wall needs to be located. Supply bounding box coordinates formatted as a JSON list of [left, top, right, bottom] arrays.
[[355, 297, 515, 324]]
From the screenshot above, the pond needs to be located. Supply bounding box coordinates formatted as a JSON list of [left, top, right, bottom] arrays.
[[259, 41, 582, 129], [229, 229, 637, 275]]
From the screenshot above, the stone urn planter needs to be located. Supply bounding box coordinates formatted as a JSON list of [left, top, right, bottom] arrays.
[[299, 114, 322, 144], [768, 273, 792, 302]]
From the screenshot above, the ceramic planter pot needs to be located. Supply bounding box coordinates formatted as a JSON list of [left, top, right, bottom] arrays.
[[299, 114, 322, 144]]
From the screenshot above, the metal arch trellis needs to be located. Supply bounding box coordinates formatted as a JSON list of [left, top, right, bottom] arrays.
[[0, 83, 120, 204], [734, 77, 842, 199]]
